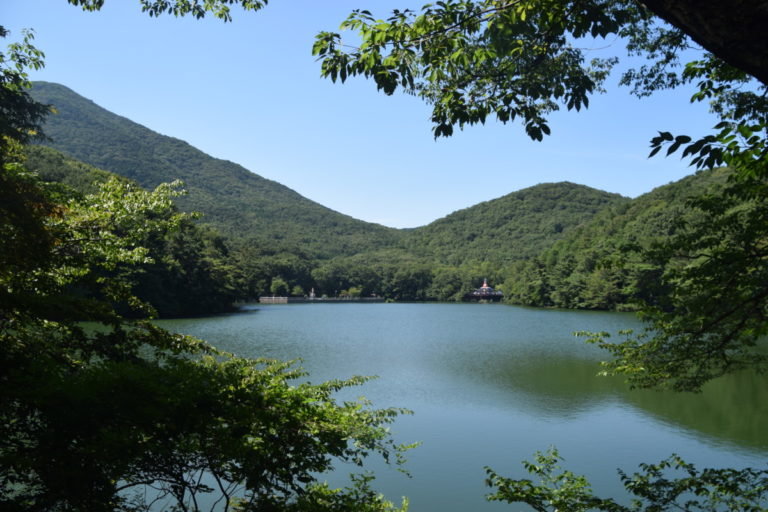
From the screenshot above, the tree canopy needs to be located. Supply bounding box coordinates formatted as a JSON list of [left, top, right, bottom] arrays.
[[313, 1, 766, 143], [65, 0, 269, 21]]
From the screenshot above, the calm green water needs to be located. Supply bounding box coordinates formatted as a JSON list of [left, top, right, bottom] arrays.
[[158, 303, 768, 511]]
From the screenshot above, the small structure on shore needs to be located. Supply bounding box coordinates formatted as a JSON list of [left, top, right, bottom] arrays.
[[259, 295, 385, 304], [259, 296, 290, 304], [465, 278, 503, 302]]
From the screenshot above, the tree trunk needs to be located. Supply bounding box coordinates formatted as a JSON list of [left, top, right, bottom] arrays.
[[641, 0, 768, 85]]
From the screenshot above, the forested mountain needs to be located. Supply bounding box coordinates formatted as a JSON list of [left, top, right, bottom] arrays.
[[27, 81, 734, 310], [403, 182, 629, 266], [29, 81, 402, 259], [501, 167, 733, 310]]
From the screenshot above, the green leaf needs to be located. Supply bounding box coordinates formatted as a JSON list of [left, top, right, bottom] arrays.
[[648, 145, 662, 158]]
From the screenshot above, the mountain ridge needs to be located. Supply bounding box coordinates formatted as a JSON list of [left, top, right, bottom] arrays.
[[30, 81, 629, 264], [30, 81, 402, 258], [402, 181, 629, 266], [25, 81, 727, 308]]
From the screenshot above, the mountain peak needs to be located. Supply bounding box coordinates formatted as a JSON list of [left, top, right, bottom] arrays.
[[30, 81, 402, 258]]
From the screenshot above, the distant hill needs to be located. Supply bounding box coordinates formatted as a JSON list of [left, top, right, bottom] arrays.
[[501, 167, 733, 310], [403, 182, 630, 266], [542, 167, 730, 262], [30, 81, 402, 259], [307, 182, 631, 301]]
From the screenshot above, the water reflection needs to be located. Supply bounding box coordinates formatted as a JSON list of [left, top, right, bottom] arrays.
[[469, 352, 622, 418], [158, 303, 768, 469], [624, 370, 768, 452], [456, 333, 768, 452]]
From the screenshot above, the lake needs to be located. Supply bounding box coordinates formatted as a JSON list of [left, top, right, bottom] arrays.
[[158, 303, 768, 511]]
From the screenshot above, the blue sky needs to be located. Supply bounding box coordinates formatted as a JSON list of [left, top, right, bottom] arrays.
[[4, 1, 719, 228]]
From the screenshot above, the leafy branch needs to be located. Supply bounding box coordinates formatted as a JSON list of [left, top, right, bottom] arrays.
[[486, 448, 768, 511]]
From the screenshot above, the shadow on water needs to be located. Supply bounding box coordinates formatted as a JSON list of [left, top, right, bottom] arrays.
[[468, 351, 623, 417], [623, 370, 768, 453], [458, 339, 768, 454]]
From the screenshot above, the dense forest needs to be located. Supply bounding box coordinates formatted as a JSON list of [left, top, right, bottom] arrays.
[[402, 182, 628, 265], [501, 167, 733, 310], [28, 81, 744, 314], [23, 145, 241, 317]]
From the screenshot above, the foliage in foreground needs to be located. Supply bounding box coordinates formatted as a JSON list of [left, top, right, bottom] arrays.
[[486, 448, 768, 512], [22, 144, 243, 318], [580, 182, 768, 391], [1, 144, 410, 511]]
